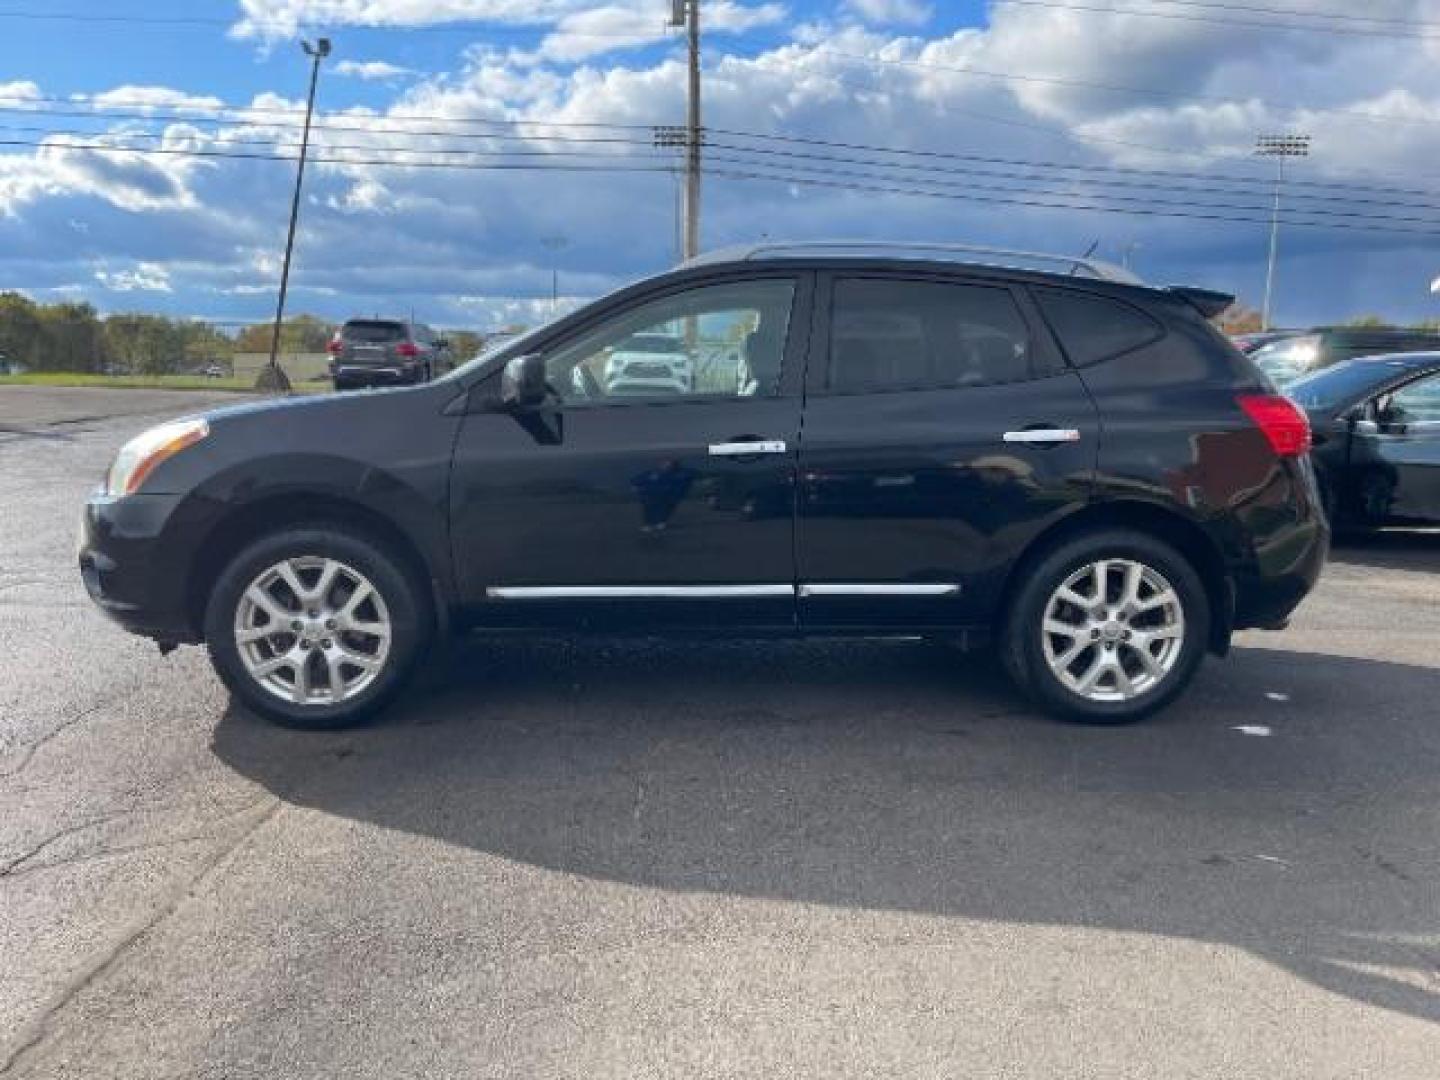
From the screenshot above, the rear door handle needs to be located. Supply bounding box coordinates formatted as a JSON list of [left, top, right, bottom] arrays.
[[709, 440, 788, 457], [1002, 428, 1081, 445]]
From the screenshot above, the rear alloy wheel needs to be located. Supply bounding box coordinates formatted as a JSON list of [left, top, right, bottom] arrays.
[[1039, 559, 1185, 703], [206, 526, 429, 728], [1003, 529, 1209, 723]]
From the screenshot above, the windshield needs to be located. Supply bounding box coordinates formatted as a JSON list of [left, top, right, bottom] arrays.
[[1250, 334, 1320, 387], [1285, 359, 1410, 414]]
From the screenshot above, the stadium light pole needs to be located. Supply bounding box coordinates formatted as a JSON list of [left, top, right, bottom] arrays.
[[262, 36, 331, 392], [1255, 133, 1311, 332]]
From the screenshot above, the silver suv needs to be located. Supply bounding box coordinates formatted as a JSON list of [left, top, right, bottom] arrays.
[[328, 319, 451, 390]]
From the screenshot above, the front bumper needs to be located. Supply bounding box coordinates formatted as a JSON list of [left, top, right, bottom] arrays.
[[79, 491, 201, 643]]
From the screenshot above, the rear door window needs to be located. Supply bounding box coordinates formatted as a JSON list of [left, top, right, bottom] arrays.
[[344, 321, 406, 344], [1033, 288, 1163, 367], [826, 278, 1036, 393]]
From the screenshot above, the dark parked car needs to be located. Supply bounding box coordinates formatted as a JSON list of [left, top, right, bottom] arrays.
[[79, 242, 1327, 728], [328, 318, 451, 389], [1288, 353, 1440, 529], [1251, 327, 1440, 387]]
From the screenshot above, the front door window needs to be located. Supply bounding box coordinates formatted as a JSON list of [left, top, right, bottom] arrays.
[[543, 280, 796, 403]]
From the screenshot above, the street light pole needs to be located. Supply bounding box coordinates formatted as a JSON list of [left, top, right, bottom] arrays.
[[262, 36, 331, 392], [1255, 133, 1310, 333]]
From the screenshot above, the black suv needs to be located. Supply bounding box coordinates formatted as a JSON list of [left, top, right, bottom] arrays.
[[328, 318, 451, 389], [79, 243, 1327, 728]]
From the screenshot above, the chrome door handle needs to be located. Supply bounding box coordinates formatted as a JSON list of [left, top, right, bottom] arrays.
[[708, 440, 788, 457], [1002, 428, 1081, 445]]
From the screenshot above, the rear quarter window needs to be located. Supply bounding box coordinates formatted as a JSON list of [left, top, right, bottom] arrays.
[[1033, 287, 1164, 367]]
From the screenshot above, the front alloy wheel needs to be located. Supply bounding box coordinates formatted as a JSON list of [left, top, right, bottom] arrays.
[[205, 525, 429, 728], [234, 556, 392, 707]]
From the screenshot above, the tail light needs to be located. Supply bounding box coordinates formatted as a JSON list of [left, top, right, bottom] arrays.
[[1237, 393, 1311, 458], [326, 336, 343, 355], [395, 342, 420, 358]]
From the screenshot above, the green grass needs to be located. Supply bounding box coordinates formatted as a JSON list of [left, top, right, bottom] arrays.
[[0, 373, 330, 392]]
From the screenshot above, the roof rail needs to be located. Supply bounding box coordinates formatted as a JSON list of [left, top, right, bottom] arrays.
[[683, 240, 1144, 285]]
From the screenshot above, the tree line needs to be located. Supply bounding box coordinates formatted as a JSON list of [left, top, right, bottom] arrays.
[[0, 293, 489, 375]]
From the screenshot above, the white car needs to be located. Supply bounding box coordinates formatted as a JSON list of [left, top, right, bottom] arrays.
[[602, 334, 691, 396]]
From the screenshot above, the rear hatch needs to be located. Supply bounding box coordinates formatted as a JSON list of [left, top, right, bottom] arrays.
[[337, 320, 408, 367]]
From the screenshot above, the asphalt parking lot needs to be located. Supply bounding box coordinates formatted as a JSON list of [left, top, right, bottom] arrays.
[[2, 385, 1438, 1078]]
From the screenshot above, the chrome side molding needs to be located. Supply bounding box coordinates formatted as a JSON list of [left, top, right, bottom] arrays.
[[798, 583, 961, 597], [487, 582, 961, 600], [487, 584, 793, 600]]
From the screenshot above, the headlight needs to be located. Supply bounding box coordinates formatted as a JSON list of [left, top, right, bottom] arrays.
[[106, 417, 209, 496]]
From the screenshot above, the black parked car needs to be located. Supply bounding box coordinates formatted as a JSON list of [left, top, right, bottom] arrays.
[[328, 318, 451, 389], [1250, 327, 1440, 387], [79, 242, 1327, 728], [1287, 353, 1440, 529]]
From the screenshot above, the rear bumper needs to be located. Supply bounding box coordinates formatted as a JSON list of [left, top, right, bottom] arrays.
[[79, 492, 201, 643], [331, 363, 423, 386], [1229, 459, 1331, 632]]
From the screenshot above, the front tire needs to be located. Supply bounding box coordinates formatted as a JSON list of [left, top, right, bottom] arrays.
[[204, 525, 430, 729], [1001, 529, 1210, 724]]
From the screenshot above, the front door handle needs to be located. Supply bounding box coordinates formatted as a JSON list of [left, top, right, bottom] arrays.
[[709, 439, 788, 457], [1002, 428, 1081, 445]]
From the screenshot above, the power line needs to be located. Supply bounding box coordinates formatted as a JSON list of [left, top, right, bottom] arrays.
[[702, 140, 1440, 216], [0, 8, 685, 38], [706, 165, 1440, 239], [17, 108, 1440, 211], [0, 136, 680, 174], [17, 132, 1440, 236], [1031, 0, 1440, 31], [700, 151, 1440, 231], [998, 0, 1440, 40], [10, 92, 1440, 207]]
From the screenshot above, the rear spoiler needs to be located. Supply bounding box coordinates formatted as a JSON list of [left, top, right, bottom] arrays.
[[1167, 286, 1236, 320]]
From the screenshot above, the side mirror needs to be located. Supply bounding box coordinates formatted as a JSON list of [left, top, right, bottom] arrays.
[[500, 353, 547, 410], [1352, 417, 1380, 436]]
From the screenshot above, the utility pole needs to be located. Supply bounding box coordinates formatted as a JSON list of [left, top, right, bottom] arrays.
[[261, 36, 330, 392], [1255, 133, 1310, 332], [669, 0, 702, 260], [540, 236, 569, 316]]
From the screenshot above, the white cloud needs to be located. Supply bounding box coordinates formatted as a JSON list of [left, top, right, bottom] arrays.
[[0, 80, 42, 108], [231, 0, 592, 39], [843, 0, 931, 26], [334, 60, 416, 80], [88, 85, 226, 114], [95, 262, 173, 292]]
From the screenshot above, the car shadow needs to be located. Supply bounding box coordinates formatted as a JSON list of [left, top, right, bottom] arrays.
[[1330, 529, 1440, 573], [212, 638, 1440, 1023]]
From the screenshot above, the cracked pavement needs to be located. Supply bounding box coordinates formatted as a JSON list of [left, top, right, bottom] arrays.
[[2, 385, 1439, 1078]]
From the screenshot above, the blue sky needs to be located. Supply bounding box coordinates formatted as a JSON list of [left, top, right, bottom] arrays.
[[3, 1, 1440, 330]]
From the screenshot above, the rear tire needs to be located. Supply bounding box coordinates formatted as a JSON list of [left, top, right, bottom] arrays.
[[1001, 529, 1210, 724], [204, 525, 431, 729]]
